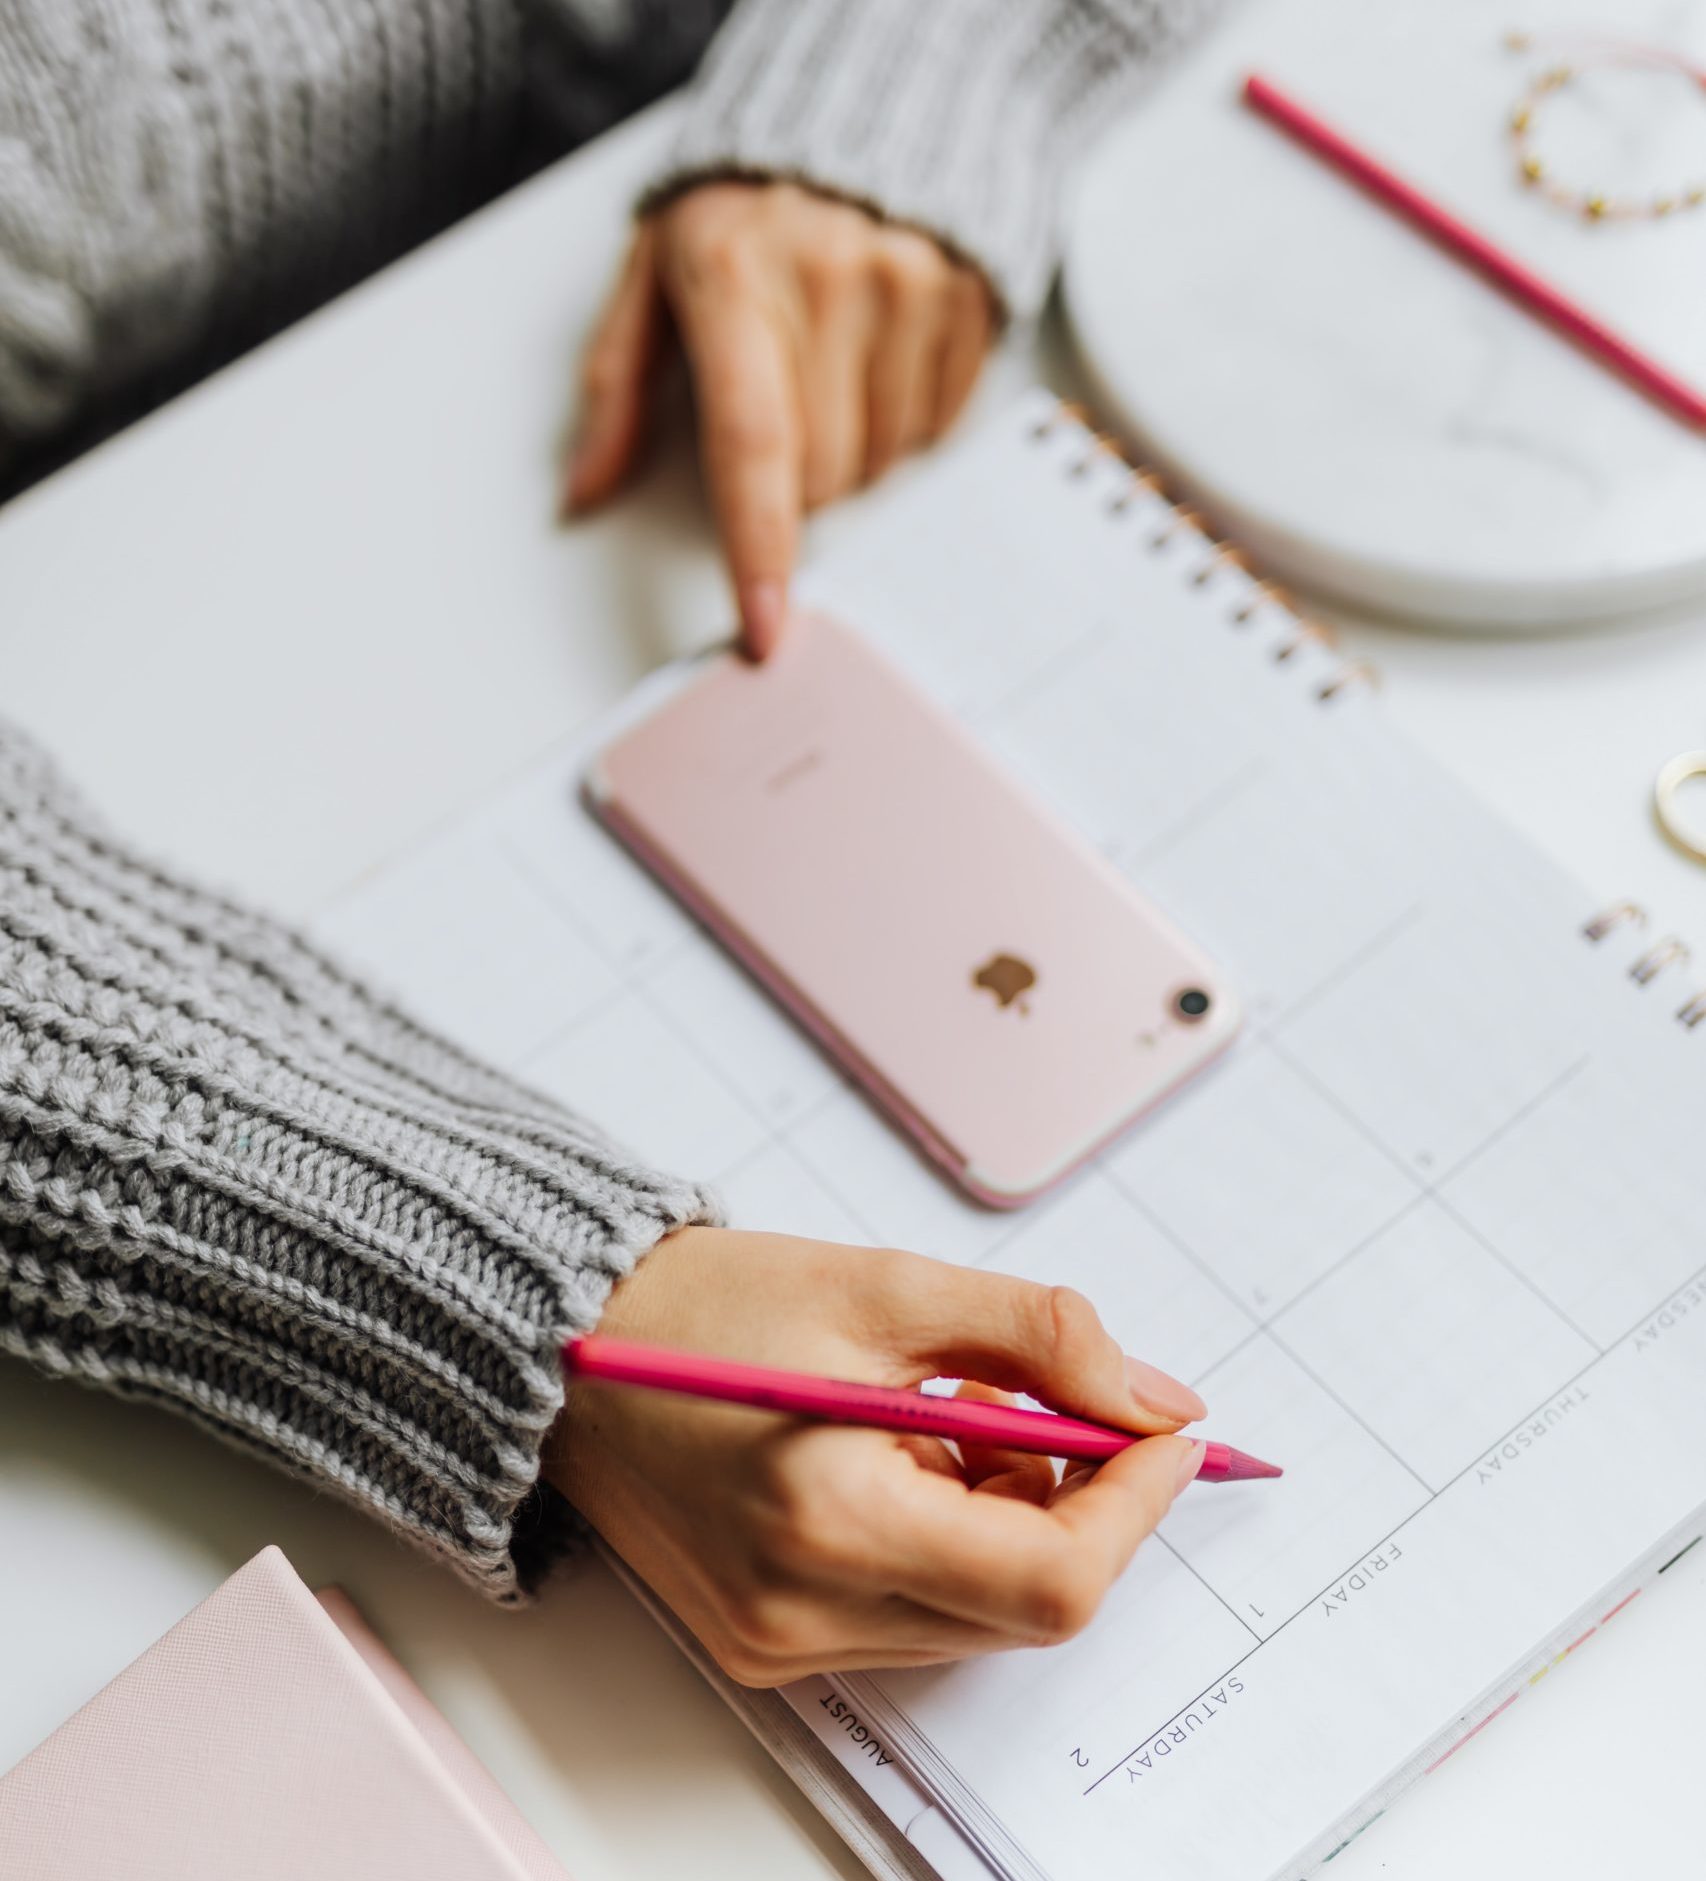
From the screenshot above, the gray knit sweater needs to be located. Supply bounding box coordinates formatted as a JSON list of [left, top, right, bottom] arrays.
[[0, 0, 1209, 1598], [0, 724, 716, 1599], [0, 0, 1209, 467]]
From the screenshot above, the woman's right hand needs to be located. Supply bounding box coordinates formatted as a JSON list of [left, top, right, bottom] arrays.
[[564, 182, 995, 659], [546, 1226, 1206, 1687]]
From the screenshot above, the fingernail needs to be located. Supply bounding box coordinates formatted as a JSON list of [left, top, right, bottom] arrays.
[[1175, 1439, 1206, 1493], [1125, 1356, 1206, 1424], [739, 579, 787, 658]]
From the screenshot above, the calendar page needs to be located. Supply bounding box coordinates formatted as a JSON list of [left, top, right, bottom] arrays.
[[314, 397, 1706, 1881]]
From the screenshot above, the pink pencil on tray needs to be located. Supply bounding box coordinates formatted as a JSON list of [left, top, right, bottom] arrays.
[[563, 1336, 1282, 1480], [1243, 71, 1706, 430]]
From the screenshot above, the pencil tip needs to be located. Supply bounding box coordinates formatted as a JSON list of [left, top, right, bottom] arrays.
[[1216, 1445, 1283, 1481]]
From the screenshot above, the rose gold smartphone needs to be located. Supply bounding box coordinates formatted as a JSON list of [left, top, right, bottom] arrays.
[[586, 614, 1239, 1206]]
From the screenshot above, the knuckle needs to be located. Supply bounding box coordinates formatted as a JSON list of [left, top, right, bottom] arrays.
[[714, 1637, 783, 1689], [755, 1440, 810, 1512], [722, 1585, 785, 1651], [681, 228, 761, 295], [1024, 1555, 1104, 1643], [852, 1242, 938, 1345], [876, 235, 946, 309], [772, 1505, 848, 1579], [1039, 1284, 1104, 1364], [711, 403, 790, 462], [723, 1585, 814, 1662], [800, 232, 866, 306], [864, 1244, 920, 1302], [761, 1472, 847, 1576], [662, 183, 741, 235]]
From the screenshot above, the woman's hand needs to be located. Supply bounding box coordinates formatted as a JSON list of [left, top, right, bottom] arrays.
[[563, 183, 996, 659], [547, 1227, 1206, 1687]]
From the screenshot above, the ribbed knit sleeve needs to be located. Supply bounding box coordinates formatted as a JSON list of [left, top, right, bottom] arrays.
[[0, 723, 718, 1602], [648, 0, 1217, 320]]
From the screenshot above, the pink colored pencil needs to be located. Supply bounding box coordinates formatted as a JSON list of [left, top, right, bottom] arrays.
[[1243, 71, 1706, 430], [563, 1336, 1281, 1481]]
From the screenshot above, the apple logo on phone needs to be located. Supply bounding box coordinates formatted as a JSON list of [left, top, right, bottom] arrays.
[[973, 953, 1035, 1013]]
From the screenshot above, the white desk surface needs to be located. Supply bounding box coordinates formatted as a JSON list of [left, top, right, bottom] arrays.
[[4, 96, 1706, 1881]]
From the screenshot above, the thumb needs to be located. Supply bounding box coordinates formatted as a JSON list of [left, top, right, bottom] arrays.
[[888, 1260, 1206, 1436], [562, 223, 665, 517]]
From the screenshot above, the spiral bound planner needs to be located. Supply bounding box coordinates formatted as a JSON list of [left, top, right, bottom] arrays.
[[315, 392, 1706, 1881]]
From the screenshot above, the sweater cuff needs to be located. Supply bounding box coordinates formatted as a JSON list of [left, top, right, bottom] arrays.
[[0, 722, 719, 1604], [646, 0, 1215, 320]]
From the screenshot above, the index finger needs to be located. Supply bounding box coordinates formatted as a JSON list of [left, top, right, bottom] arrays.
[[868, 1432, 1204, 1640], [678, 295, 800, 658]]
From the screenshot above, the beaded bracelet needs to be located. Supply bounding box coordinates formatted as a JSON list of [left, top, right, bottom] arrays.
[[1505, 30, 1706, 221]]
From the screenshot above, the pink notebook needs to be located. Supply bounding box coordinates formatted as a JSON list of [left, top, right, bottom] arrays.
[[0, 1547, 569, 1881]]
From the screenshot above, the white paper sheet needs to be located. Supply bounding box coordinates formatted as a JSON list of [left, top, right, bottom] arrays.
[[315, 395, 1706, 1881]]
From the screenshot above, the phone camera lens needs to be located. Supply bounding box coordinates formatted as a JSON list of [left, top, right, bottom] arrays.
[[1173, 987, 1212, 1023]]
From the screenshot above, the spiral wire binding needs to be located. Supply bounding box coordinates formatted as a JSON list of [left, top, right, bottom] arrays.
[[1582, 902, 1646, 942], [1583, 904, 1705, 1031], [1028, 403, 1377, 706], [1630, 936, 1691, 986], [1029, 398, 1701, 1031]]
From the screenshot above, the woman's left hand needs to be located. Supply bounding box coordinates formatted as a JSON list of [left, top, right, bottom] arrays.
[[563, 181, 996, 659]]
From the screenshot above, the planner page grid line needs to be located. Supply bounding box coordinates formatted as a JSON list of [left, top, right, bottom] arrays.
[[810, 401, 1706, 1878], [1076, 1240, 1694, 1800], [312, 395, 1705, 1881]]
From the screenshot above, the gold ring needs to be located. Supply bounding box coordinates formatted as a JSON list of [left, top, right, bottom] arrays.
[[1655, 751, 1706, 864]]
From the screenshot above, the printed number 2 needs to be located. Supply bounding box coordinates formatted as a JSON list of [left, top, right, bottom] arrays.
[[1070, 1748, 1089, 1768]]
